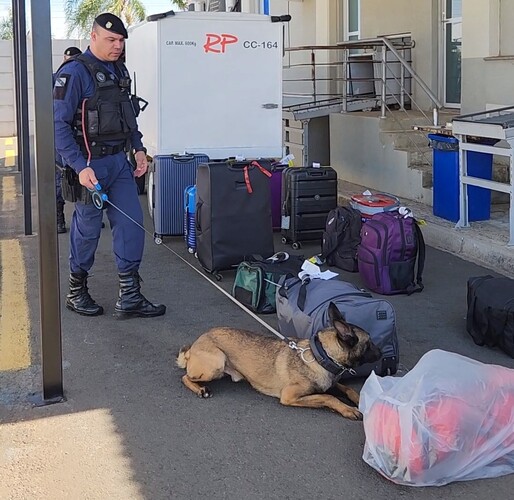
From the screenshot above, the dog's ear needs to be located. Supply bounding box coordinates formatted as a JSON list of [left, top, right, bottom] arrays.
[[328, 302, 345, 323], [329, 303, 358, 348]]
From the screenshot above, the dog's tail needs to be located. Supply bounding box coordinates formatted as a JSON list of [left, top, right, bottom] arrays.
[[176, 345, 191, 369]]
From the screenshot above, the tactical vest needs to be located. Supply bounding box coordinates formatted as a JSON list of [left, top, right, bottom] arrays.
[[62, 54, 138, 156]]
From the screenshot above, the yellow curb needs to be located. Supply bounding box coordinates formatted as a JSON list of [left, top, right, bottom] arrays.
[[0, 239, 31, 371], [5, 149, 15, 167], [2, 175, 15, 204]]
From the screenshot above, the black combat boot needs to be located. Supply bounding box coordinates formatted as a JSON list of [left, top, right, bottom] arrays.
[[66, 271, 104, 316], [57, 201, 67, 233], [114, 271, 166, 319]]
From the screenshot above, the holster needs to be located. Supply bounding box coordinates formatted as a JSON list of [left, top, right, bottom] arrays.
[[61, 166, 93, 204]]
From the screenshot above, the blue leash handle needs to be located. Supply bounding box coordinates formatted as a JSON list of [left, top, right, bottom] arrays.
[[88, 183, 109, 209]]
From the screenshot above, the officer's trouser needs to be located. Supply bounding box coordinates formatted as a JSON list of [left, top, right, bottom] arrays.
[[69, 152, 144, 274], [55, 168, 64, 204]]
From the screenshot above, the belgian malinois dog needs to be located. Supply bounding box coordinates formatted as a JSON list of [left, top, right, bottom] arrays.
[[176, 302, 382, 420]]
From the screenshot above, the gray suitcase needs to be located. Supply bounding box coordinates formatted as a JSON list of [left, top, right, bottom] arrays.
[[276, 277, 399, 378], [148, 153, 209, 240]]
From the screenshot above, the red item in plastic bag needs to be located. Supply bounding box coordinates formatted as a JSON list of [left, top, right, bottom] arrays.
[[360, 350, 514, 486]]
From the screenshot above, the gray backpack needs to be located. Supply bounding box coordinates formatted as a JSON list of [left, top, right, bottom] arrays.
[[276, 277, 399, 378]]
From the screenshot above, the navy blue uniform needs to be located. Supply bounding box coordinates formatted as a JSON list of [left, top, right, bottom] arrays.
[[53, 48, 144, 274], [55, 167, 64, 203]]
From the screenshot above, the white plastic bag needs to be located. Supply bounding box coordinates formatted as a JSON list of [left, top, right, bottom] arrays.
[[359, 349, 514, 486]]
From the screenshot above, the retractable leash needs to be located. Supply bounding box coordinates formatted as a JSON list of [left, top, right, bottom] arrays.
[[87, 183, 313, 360]]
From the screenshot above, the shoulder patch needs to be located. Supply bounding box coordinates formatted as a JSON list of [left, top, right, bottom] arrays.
[[53, 72, 71, 100]]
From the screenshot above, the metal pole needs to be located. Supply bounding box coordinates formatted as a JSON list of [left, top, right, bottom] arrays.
[[456, 133, 470, 229], [342, 48, 348, 113], [311, 50, 316, 101], [12, 0, 20, 173], [381, 45, 387, 118], [400, 58, 405, 110], [29, 0, 64, 404], [12, 0, 32, 235], [302, 119, 309, 166]]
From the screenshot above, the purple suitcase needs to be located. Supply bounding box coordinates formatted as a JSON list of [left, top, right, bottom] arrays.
[[270, 163, 286, 230], [357, 211, 425, 295]]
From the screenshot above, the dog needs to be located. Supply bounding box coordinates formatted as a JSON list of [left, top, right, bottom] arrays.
[[176, 302, 382, 420]]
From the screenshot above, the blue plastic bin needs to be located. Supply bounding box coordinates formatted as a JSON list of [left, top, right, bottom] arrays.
[[428, 134, 492, 222]]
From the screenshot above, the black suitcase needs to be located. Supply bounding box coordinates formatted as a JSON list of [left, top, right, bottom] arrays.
[[467, 275, 514, 358], [196, 160, 274, 278], [281, 166, 338, 249]]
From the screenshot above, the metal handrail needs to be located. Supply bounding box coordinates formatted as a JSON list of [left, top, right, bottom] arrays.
[[282, 35, 440, 167], [283, 35, 442, 123], [380, 36, 442, 110]]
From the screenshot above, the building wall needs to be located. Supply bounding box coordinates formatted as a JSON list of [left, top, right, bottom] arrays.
[[359, 0, 439, 110], [461, 0, 514, 113], [0, 42, 15, 137], [0, 39, 88, 137]]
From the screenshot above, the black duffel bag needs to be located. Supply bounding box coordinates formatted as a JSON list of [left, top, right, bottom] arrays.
[[467, 275, 514, 358]]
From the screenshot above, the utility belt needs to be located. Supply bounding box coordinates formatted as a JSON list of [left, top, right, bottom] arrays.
[[60, 166, 93, 204], [61, 142, 126, 203], [79, 142, 126, 158]]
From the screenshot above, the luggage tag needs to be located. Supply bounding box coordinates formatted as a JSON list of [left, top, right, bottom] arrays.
[[281, 215, 290, 230]]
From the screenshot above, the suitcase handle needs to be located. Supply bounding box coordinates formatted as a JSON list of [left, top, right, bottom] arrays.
[[170, 154, 195, 163], [307, 170, 326, 177], [227, 161, 252, 171], [226, 160, 269, 171]]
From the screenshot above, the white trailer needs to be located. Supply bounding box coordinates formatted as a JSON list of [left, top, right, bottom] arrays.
[[126, 11, 283, 160]]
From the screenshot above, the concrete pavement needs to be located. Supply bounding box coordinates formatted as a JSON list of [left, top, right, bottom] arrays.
[[1, 156, 514, 499]]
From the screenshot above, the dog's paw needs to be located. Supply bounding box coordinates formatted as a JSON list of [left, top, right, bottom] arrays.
[[198, 387, 212, 398], [346, 408, 363, 421]]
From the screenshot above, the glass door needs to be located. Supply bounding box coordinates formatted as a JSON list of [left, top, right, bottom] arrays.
[[443, 0, 462, 106]]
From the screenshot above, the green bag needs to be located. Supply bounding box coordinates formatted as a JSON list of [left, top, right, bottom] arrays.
[[232, 253, 304, 314]]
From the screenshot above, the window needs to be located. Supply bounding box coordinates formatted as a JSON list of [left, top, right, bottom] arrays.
[[346, 0, 360, 42], [443, 0, 462, 106]]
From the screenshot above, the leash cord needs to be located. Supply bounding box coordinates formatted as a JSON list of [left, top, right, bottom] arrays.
[[93, 189, 295, 345]]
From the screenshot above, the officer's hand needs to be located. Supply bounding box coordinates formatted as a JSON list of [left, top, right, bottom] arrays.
[[134, 151, 148, 178], [78, 167, 99, 190]]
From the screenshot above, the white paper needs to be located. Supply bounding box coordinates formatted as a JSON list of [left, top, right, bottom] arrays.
[[299, 261, 338, 280]]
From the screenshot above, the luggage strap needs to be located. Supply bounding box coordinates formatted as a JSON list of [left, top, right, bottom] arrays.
[[284, 277, 372, 312], [405, 222, 425, 295], [243, 160, 272, 194]]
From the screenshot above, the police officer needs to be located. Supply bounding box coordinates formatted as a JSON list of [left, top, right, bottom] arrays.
[[53, 13, 166, 319], [55, 47, 82, 234]]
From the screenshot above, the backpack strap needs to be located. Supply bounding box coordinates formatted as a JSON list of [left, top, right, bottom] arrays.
[[406, 222, 425, 295]]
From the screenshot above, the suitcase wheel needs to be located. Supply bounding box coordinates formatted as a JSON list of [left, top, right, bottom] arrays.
[[292, 242, 301, 250], [154, 235, 163, 245], [281, 237, 288, 244], [188, 247, 195, 254]]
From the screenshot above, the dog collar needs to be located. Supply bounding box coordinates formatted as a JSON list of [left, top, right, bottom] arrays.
[[309, 333, 356, 379]]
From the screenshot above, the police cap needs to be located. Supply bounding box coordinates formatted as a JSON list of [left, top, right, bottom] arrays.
[[94, 13, 128, 39], [64, 46, 82, 57]]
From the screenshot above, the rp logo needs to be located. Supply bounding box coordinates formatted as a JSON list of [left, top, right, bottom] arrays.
[[204, 33, 239, 53]]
